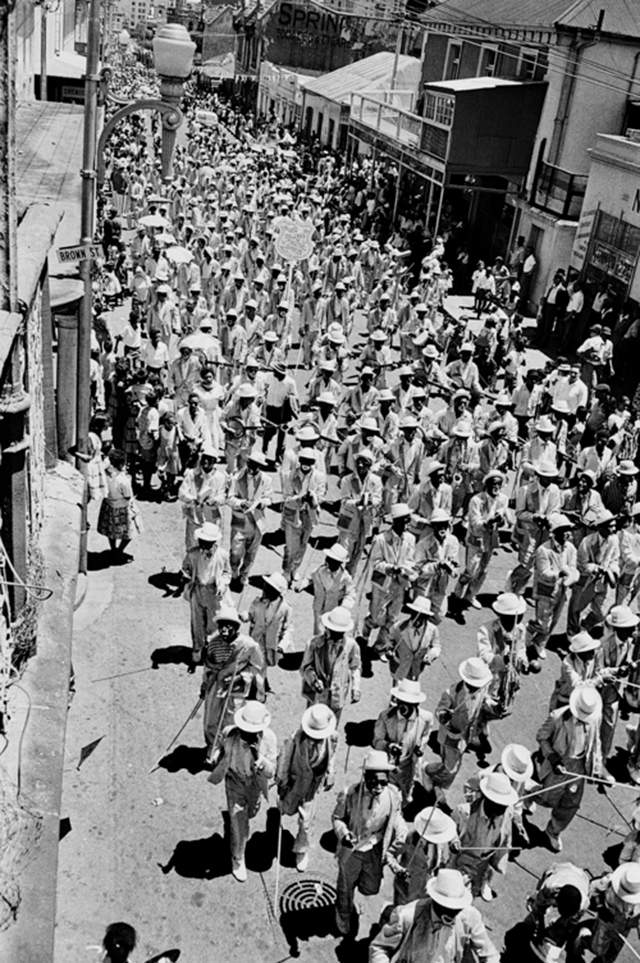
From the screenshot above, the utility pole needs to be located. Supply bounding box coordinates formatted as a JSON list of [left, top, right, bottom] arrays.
[[77, 0, 102, 572], [389, 22, 403, 105], [40, 4, 48, 102]]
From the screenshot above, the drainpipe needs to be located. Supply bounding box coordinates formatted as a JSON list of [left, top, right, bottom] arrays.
[[548, 17, 603, 168]]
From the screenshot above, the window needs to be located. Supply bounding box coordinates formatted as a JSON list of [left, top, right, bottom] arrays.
[[444, 41, 461, 81], [478, 46, 497, 77], [518, 47, 539, 80]]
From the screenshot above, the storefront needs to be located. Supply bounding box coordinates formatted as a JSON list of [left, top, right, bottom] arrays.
[[572, 133, 640, 305]]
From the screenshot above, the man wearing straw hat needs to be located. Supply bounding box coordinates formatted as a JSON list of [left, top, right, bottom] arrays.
[[599, 604, 640, 759], [477, 592, 529, 725], [276, 704, 338, 872], [281, 446, 327, 585], [588, 862, 640, 963], [301, 605, 361, 724], [208, 700, 277, 883], [452, 471, 507, 611], [387, 596, 441, 684], [413, 508, 460, 625], [227, 448, 272, 586], [297, 542, 355, 635], [526, 512, 579, 668], [373, 679, 433, 805], [369, 867, 499, 963], [427, 657, 494, 792], [361, 502, 416, 659], [465, 743, 536, 848], [201, 605, 265, 762], [337, 447, 383, 575], [536, 684, 610, 853], [392, 806, 458, 905], [248, 572, 291, 678], [332, 749, 407, 937], [180, 521, 232, 670], [450, 771, 516, 901], [566, 509, 620, 637], [178, 446, 228, 551], [508, 461, 562, 596]]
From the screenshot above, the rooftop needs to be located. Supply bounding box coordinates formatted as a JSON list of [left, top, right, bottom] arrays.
[[303, 51, 420, 106], [420, 0, 640, 38], [427, 77, 520, 91]]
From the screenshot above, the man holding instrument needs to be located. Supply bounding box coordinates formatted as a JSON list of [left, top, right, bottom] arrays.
[[227, 449, 272, 586]]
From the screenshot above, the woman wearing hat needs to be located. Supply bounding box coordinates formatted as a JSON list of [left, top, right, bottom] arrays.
[[373, 679, 433, 804], [227, 449, 272, 585], [567, 510, 620, 637], [370, 868, 499, 963], [388, 596, 441, 683], [299, 542, 355, 634], [536, 684, 610, 852], [508, 461, 562, 596], [588, 863, 640, 962], [392, 806, 458, 905], [276, 704, 338, 872], [361, 503, 417, 658], [301, 606, 361, 723], [208, 700, 277, 883], [332, 749, 407, 937], [248, 571, 292, 674], [97, 448, 138, 562], [451, 771, 516, 901], [548, 631, 604, 711], [429, 658, 494, 791]]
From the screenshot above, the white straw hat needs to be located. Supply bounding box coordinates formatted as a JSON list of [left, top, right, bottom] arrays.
[[301, 704, 336, 740], [234, 700, 271, 733], [414, 807, 457, 844], [501, 744, 533, 784], [458, 657, 492, 688], [426, 869, 472, 910]]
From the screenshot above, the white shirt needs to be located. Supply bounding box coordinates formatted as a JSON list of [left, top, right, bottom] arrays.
[[143, 340, 170, 369]]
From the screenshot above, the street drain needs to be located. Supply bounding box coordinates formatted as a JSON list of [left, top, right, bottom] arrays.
[[279, 878, 338, 954], [280, 878, 337, 914]]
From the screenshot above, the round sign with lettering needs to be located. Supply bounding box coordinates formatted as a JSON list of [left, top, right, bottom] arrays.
[[274, 217, 314, 263]]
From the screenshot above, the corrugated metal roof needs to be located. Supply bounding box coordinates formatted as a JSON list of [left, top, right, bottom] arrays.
[[557, 0, 640, 39], [302, 52, 420, 105], [420, 0, 640, 38], [420, 0, 576, 31]]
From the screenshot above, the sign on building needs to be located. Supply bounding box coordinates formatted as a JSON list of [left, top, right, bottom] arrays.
[[56, 244, 102, 265]]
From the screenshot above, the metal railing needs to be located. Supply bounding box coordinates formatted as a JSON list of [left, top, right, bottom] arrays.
[[349, 92, 450, 160]]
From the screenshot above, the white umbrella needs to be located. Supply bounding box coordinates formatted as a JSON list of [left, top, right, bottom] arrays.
[[165, 245, 193, 264], [180, 331, 216, 352], [139, 213, 170, 228]]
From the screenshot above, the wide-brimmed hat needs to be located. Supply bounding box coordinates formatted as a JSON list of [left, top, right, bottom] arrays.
[[407, 596, 432, 615], [390, 679, 426, 704], [390, 503, 412, 520], [535, 416, 555, 433], [459, 657, 492, 688], [370, 328, 387, 342], [569, 631, 600, 654], [200, 445, 219, 460], [238, 383, 257, 399], [399, 414, 419, 430], [611, 863, 640, 904], [569, 684, 602, 722], [296, 425, 320, 443], [501, 744, 533, 784], [317, 391, 338, 407], [319, 358, 338, 372], [426, 869, 472, 910], [359, 416, 381, 434], [378, 389, 395, 403], [606, 605, 640, 629], [414, 807, 457, 844], [355, 447, 375, 464], [480, 771, 518, 807], [216, 604, 241, 625], [423, 344, 439, 359], [453, 424, 472, 439], [301, 704, 336, 740], [234, 700, 271, 733], [549, 512, 574, 532], [618, 460, 639, 477], [363, 748, 395, 772], [426, 460, 446, 476], [325, 543, 349, 563], [483, 469, 504, 485], [492, 592, 526, 617], [263, 572, 287, 595], [195, 522, 221, 543], [298, 447, 317, 463], [321, 605, 354, 634], [460, 342, 475, 354], [596, 509, 615, 527], [535, 461, 558, 478], [247, 450, 268, 467]]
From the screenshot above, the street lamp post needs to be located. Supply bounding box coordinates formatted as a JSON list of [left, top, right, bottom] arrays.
[[77, 21, 194, 573], [96, 23, 195, 187]]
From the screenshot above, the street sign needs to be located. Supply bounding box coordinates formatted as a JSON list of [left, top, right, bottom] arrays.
[[56, 244, 102, 264]]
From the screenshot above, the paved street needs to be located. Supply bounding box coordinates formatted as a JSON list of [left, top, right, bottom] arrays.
[[54, 301, 635, 963]]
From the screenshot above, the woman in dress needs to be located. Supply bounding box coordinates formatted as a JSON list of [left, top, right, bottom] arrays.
[[193, 365, 225, 454], [97, 448, 137, 561]]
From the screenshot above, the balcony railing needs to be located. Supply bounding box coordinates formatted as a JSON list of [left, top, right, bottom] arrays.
[[349, 93, 451, 160], [533, 160, 587, 220]]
